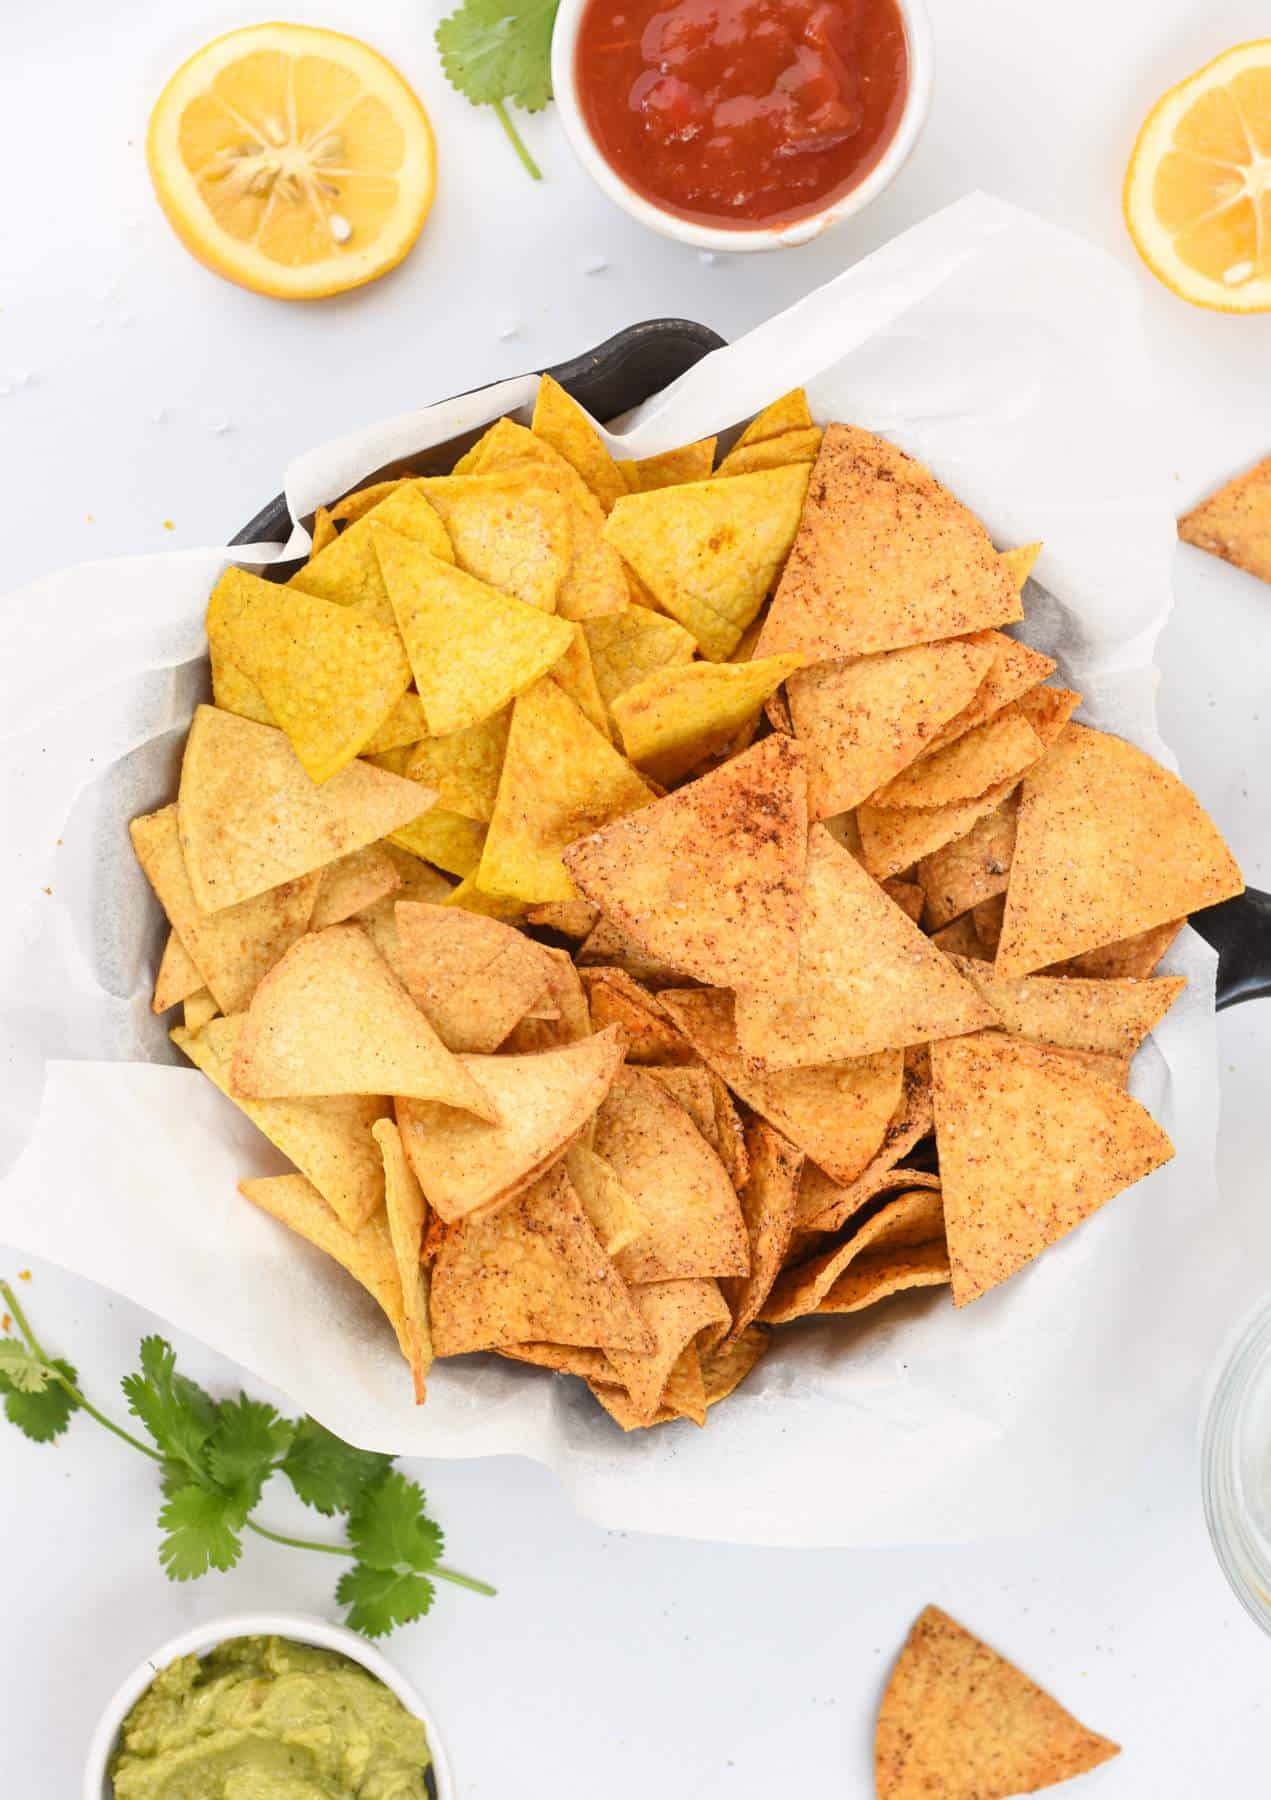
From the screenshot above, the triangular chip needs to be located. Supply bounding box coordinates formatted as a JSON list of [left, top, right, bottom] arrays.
[[151, 928, 204, 1014], [577, 915, 689, 988], [817, 1240, 951, 1314], [628, 439, 717, 491], [526, 899, 600, 939], [500, 1341, 613, 1379], [583, 606, 698, 714], [604, 465, 811, 660], [357, 848, 454, 983], [361, 692, 429, 757], [211, 646, 274, 726], [372, 1118, 433, 1403], [761, 1185, 946, 1323], [396, 1026, 626, 1222], [600, 1278, 730, 1423], [999, 541, 1043, 590], [758, 425, 1022, 661], [917, 797, 1018, 929], [717, 426, 823, 477], [612, 653, 805, 785], [563, 735, 808, 997], [531, 373, 628, 512], [394, 901, 554, 1052], [309, 506, 338, 557], [658, 987, 904, 1187], [178, 707, 432, 911], [184, 990, 219, 1033], [552, 625, 612, 736], [417, 471, 573, 612], [794, 1051, 935, 1232], [174, 1016, 388, 1229], [401, 710, 509, 822], [869, 704, 1043, 809], [931, 1034, 1174, 1305], [700, 1323, 769, 1407], [734, 389, 813, 447], [329, 478, 415, 525], [924, 634, 1057, 756], [786, 637, 997, 818], [309, 843, 401, 931], [391, 808, 486, 877], [946, 956, 1186, 1056], [231, 923, 497, 1118], [719, 1122, 803, 1341], [1050, 917, 1184, 980], [996, 723, 1243, 977], [582, 967, 696, 1064], [876, 1606, 1120, 1800], [1179, 455, 1271, 584], [479, 677, 655, 903], [565, 1143, 649, 1258], [291, 484, 454, 627], [734, 826, 994, 1064], [131, 805, 320, 1015], [429, 1161, 651, 1353], [592, 1067, 749, 1281], [643, 1064, 718, 1142], [858, 770, 1026, 881]]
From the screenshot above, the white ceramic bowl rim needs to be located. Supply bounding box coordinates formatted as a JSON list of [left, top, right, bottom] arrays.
[[82, 1610, 453, 1800], [551, 0, 934, 253]]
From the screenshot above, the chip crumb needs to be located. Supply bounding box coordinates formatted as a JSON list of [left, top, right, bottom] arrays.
[[163, 518, 175, 531], [18, 1270, 31, 1282]]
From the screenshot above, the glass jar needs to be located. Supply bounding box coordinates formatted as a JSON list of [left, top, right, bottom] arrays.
[[1202, 1295, 1271, 1635]]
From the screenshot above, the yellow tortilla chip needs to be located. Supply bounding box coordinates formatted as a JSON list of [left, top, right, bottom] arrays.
[[174, 1016, 388, 1229], [734, 826, 994, 1065], [629, 439, 717, 491], [532, 372, 628, 512], [308, 844, 401, 931], [917, 797, 1018, 929], [479, 677, 655, 903], [876, 1606, 1120, 1800], [1050, 917, 1184, 980], [396, 1026, 625, 1222], [612, 653, 805, 785], [565, 1143, 648, 1258], [131, 805, 320, 1015], [999, 540, 1043, 590], [357, 857, 454, 982], [581, 967, 695, 1064], [231, 923, 497, 1118], [761, 1185, 946, 1324], [418, 471, 572, 612], [178, 707, 431, 912], [717, 426, 823, 477], [183, 990, 219, 1033], [430, 1161, 651, 1353], [658, 987, 904, 1187], [1179, 455, 1271, 584], [391, 809, 486, 877], [444, 872, 528, 920], [210, 646, 274, 726], [291, 485, 454, 628], [785, 637, 997, 818], [931, 1034, 1174, 1305], [817, 1240, 951, 1314], [552, 625, 612, 737], [151, 928, 204, 1014], [734, 389, 814, 447], [794, 1052, 935, 1232], [946, 956, 1186, 1056], [996, 723, 1243, 978], [870, 704, 1044, 810], [600, 1278, 730, 1424], [309, 506, 338, 557], [758, 426, 1022, 661], [372, 1118, 433, 1403], [394, 901, 553, 1052], [526, 899, 600, 939], [329, 477, 414, 525], [403, 710, 509, 822], [605, 465, 809, 661], [719, 1121, 802, 1341], [563, 735, 808, 997], [361, 693, 429, 757], [583, 606, 698, 718], [593, 1066, 749, 1281]]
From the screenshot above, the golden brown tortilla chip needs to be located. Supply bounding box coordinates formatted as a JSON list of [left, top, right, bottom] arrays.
[[816, 1240, 951, 1313], [870, 704, 1043, 810], [576, 916, 689, 987], [734, 389, 813, 446], [1049, 918, 1184, 980], [395, 1026, 626, 1222], [882, 878, 926, 925], [629, 439, 717, 491], [532, 373, 629, 513], [999, 541, 1043, 590], [526, 899, 601, 939], [707, 1071, 750, 1193], [1179, 455, 1271, 584], [417, 470, 573, 613], [719, 1121, 803, 1341], [643, 1064, 717, 1143], [500, 1341, 613, 1379], [917, 797, 1018, 929], [700, 1322, 769, 1405], [183, 990, 219, 1033], [796, 1166, 941, 1245], [309, 506, 338, 557], [499, 945, 591, 1051], [564, 1143, 649, 1258], [717, 426, 823, 477], [946, 956, 1186, 1056], [929, 915, 989, 959], [600, 1278, 730, 1422], [612, 654, 805, 786], [308, 843, 401, 931], [151, 928, 204, 1014], [931, 1034, 1174, 1305], [372, 1118, 433, 1403], [876, 1605, 1120, 1800], [581, 967, 695, 1065], [391, 807, 486, 877], [394, 901, 553, 1052], [761, 1185, 946, 1323], [922, 633, 1057, 756], [794, 1051, 935, 1232], [996, 723, 1243, 978], [858, 770, 1027, 882]]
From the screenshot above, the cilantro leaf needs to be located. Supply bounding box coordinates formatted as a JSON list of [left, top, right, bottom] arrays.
[[282, 1416, 393, 1517], [347, 1471, 444, 1573], [337, 1562, 436, 1638], [436, 0, 559, 113], [157, 1484, 245, 1580], [1, 1356, 79, 1442], [122, 1337, 218, 1476], [0, 1338, 55, 1393], [207, 1395, 294, 1509]]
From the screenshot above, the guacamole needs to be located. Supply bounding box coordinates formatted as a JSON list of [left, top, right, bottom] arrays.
[[109, 1634, 432, 1798]]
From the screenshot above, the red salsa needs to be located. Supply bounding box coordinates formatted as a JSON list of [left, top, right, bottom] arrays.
[[574, 0, 909, 231]]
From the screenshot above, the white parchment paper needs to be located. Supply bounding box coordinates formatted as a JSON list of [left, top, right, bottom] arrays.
[[0, 194, 1232, 1545]]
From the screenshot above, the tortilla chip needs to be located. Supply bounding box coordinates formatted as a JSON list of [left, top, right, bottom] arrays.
[[361, 692, 429, 757], [551, 625, 612, 739], [930, 914, 988, 958], [601, 1278, 730, 1423], [418, 471, 573, 612], [876, 1605, 1120, 1800], [629, 440, 717, 490], [308, 844, 401, 931], [131, 805, 320, 1015], [532, 373, 629, 512], [356, 847, 453, 966], [612, 653, 805, 785], [501, 946, 591, 1050], [592, 1066, 749, 1281], [1050, 918, 1184, 980], [174, 1016, 388, 1229], [604, 465, 811, 660], [372, 1118, 433, 1403], [231, 923, 497, 1119], [923, 635, 1058, 756], [396, 1026, 626, 1222], [565, 1142, 649, 1257], [402, 710, 509, 823], [701, 1322, 769, 1405], [761, 1185, 946, 1323], [500, 1341, 613, 1379], [643, 1064, 717, 1142], [479, 677, 655, 903], [996, 723, 1243, 978], [308, 505, 338, 557], [734, 826, 994, 1065], [946, 956, 1186, 1056], [917, 798, 1018, 929], [785, 638, 997, 819], [758, 427, 1022, 662], [210, 646, 274, 726], [858, 770, 1026, 882], [151, 928, 204, 1014], [394, 901, 554, 1052], [717, 426, 823, 477], [576, 916, 686, 987], [719, 1121, 803, 1341], [882, 878, 926, 925], [526, 899, 601, 939], [707, 1071, 750, 1192], [972, 894, 1005, 955], [391, 808, 486, 877], [931, 1034, 1174, 1305], [563, 735, 808, 997], [178, 708, 431, 911], [583, 607, 699, 725], [817, 1240, 951, 1313], [1179, 455, 1271, 584], [734, 389, 814, 447], [444, 872, 528, 920], [659, 988, 904, 1187], [429, 1161, 651, 1353], [582, 967, 696, 1064], [795, 1052, 936, 1231], [291, 485, 454, 628], [328, 478, 415, 525], [870, 705, 1044, 810], [1000, 541, 1043, 590], [183, 990, 219, 1032]]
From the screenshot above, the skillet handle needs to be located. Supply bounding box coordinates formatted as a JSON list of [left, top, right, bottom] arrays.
[[1190, 888, 1271, 1010]]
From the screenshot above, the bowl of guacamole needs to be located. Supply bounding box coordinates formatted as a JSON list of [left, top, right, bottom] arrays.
[[84, 1614, 451, 1799]]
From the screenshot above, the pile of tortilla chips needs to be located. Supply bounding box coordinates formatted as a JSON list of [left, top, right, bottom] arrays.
[[133, 379, 1243, 1429]]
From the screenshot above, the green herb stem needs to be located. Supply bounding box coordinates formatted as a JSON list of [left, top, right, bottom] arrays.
[[492, 101, 542, 180], [2, 1279, 163, 1462]]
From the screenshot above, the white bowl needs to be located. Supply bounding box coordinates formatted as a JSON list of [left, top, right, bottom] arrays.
[[83, 1611, 454, 1799], [551, 0, 933, 252]]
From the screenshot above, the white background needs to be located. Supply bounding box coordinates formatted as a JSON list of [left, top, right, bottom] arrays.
[[4, 1, 1271, 1794]]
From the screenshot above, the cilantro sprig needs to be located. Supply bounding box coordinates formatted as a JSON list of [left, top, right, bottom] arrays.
[[0, 1280, 494, 1638], [436, 0, 560, 180]]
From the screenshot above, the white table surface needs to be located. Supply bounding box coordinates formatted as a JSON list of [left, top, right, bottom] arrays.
[[4, 1, 1271, 1793]]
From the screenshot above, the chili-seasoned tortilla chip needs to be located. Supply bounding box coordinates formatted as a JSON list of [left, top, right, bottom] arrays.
[[526, 899, 600, 939], [701, 1322, 769, 1405], [403, 710, 509, 822], [717, 426, 823, 477], [817, 1240, 951, 1313], [876, 1605, 1120, 1800], [758, 426, 1022, 661], [174, 1016, 388, 1230], [761, 1185, 946, 1323], [592, 1066, 749, 1281], [972, 894, 1005, 956], [796, 1167, 941, 1246], [361, 692, 429, 757], [734, 388, 813, 446], [131, 805, 320, 1015], [500, 946, 590, 1051], [151, 928, 204, 1014], [565, 1142, 649, 1257], [923, 634, 1058, 757], [1179, 455, 1271, 584], [563, 735, 808, 998], [291, 484, 454, 628], [1050, 917, 1184, 980], [391, 808, 486, 877], [612, 653, 805, 785], [707, 1071, 750, 1192], [430, 1161, 651, 1354], [211, 646, 274, 726], [858, 769, 1027, 882], [794, 1051, 936, 1232], [500, 1341, 613, 1379], [882, 878, 926, 925], [719, 1121, 803, 1341], [870, 704, 1043, 810], [628, 439, 717, 491], [932, 1034, 1174, 1305], [644, 1064, 717, 1142], [946, 956, 1186, 1055], [309, 506, 338, 557], [231, 924, 497, 1118], [532, 373, 629, 512], [396, 1026, 626, 1222], [576, 915, 689, 987], [581, 967, 696, 1064], [583, 606, 698, 715], [785, 637, 997, 819], [309, 844, 401, 931], [1000, 541, 1043, 590], [734, 826, 994, 1065], [418, 470, 573, 612], [604, 465, 810, 660], [996, 723, 1243, 978], [394, 901, 554, 1052], [372, 1118, 433, 1403], [600, 1278, 730, 1423], [178, 708, 431, 911], [183, 990, 219, 1033], [917, 797, 1018, 929], [659, 987, 904, 1187], [207, 567, 412, 785]]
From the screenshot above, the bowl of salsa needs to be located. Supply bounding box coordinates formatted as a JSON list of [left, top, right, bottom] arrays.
[[552, 0, 932, 250]]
